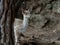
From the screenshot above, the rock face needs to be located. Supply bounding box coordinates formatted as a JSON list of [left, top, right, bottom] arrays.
[[14, 0, 60, 45]]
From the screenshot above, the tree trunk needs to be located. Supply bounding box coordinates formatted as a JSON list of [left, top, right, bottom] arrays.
[[0, 0, 15, 45]]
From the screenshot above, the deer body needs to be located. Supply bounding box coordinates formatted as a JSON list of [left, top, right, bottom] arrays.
[[14, 9, 31, 45]]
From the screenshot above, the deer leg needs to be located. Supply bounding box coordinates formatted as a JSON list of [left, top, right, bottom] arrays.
[[14, 29, 19, 45], [14, 29, 17, 45]]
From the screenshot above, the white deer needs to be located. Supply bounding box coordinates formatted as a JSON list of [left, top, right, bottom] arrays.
[[14, 9, 31, 45]]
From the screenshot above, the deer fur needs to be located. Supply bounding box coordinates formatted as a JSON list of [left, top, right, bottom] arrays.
[[14, 9, 31, 45]]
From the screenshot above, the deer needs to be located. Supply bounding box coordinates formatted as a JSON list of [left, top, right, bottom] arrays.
[[14, 2, 32, 45], [14, 9, 31, 45]]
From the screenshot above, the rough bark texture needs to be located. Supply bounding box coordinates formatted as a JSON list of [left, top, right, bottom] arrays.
[[0, 0, 15, 45]]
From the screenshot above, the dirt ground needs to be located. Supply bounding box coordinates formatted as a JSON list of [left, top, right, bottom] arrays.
[[14, 0, 60, 45]]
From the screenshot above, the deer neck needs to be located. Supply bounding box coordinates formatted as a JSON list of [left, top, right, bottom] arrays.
[[22, 14, 30, 31]]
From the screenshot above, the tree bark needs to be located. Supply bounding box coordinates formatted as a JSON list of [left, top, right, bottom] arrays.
[[0, 0, 15, 45]]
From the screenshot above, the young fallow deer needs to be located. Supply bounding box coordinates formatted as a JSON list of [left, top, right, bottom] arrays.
[[14, 3, 32, 45]]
